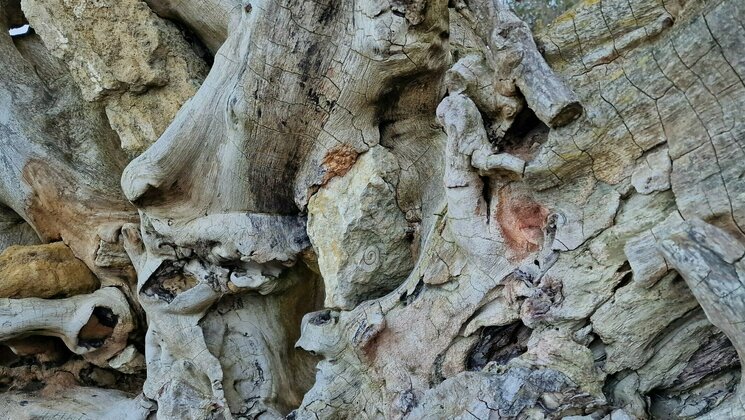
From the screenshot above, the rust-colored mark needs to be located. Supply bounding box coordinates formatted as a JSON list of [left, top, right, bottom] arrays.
[[78, 312, 115, 343], [321, 144, 359, 184], [495, 185, 549, 261], [360, 326, 388, 362]]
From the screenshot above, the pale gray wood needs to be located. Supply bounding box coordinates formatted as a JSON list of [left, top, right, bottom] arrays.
[[0, 0, 744, 418]]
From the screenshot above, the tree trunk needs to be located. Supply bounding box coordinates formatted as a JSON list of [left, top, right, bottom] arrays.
[[1, 0, 744, 418]]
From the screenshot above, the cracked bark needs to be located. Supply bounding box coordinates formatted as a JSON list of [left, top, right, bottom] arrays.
[[1, 0, 745, 419]]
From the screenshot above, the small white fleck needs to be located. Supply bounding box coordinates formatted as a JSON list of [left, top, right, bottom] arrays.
[[8, 24, 30, 36]]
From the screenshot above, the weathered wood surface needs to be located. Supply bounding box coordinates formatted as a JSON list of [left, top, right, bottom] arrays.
[[0, 0, 744, 419]]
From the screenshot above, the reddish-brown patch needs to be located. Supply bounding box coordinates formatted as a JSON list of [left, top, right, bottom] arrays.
[[360, 325, 390, 362], [495, 185, 549, 261], [78, 312, 116, 342], [321, 144, 359, 184]]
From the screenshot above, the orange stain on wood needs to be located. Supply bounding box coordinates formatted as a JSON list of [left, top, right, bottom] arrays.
[[496, 185, 549, 261], [321, 144, 359, 184]]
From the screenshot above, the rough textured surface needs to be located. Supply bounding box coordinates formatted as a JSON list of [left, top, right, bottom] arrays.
[[21, 0, 208, 153], [308, 146, 414, 309], [144, 0, 238, 53], [1, 0, 745, 418], [0, 242, 99, 299]]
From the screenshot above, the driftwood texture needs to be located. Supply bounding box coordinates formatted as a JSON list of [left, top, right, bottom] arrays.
[[0, 0, 745, 419]]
